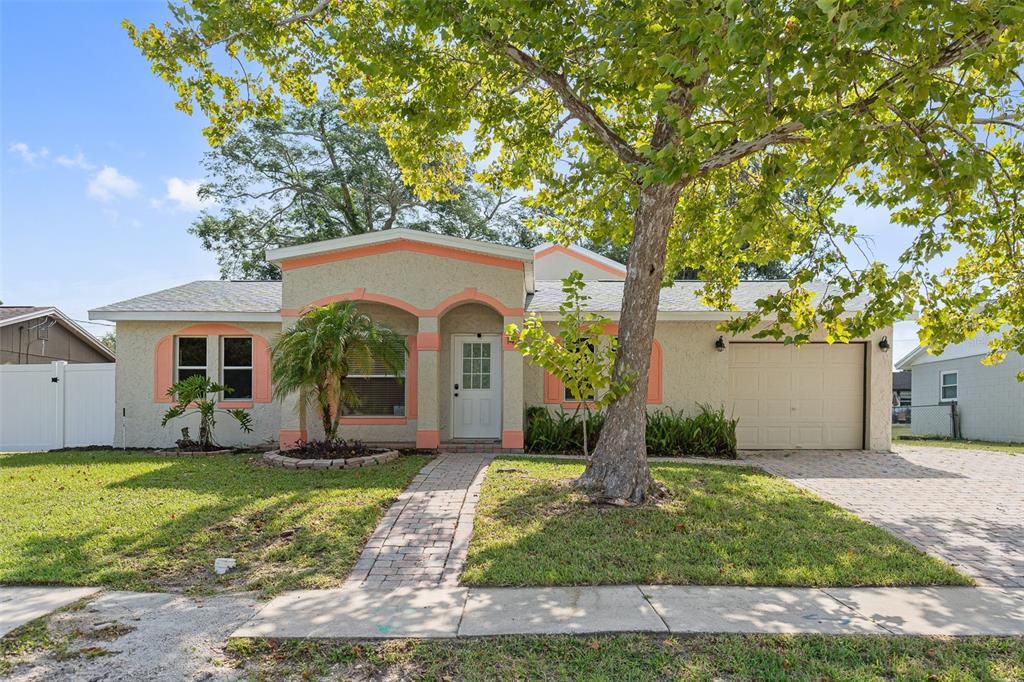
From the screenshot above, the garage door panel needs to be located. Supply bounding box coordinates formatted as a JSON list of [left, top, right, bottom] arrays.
[[763, 370, 793, 394], [792, 399, 824, 420], [728, 343, 864, 450], [765, 400, 792, 419], [732, 398, 760, 419], [793, 368, 824, 394], [761, 345, 792, 364], [732, 344, 761, 364]]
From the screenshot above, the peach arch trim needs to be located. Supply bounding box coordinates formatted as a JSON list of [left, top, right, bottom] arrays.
[[153, 323, 271, 404], [278, 239, 526, 272], [280, 287, 524, 319], [535, 244, 626, 279]]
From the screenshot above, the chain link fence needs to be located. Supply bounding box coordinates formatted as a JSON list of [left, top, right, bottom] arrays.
[[893, 403, 961, 439]]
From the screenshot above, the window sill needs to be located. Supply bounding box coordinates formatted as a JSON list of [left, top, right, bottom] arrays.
[[338, 416, 408, 425], [218, 400, 254, 409]]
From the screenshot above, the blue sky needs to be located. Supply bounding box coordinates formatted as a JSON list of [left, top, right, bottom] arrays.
[[1, 0, 920, 362]]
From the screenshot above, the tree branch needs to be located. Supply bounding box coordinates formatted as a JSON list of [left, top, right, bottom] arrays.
[[694, 26, 1002, 180], [501, 44, 645, 166]]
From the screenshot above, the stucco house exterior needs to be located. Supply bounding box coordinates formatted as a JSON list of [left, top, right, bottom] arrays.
[[896, 335, 1024, 443], [89, 229, 893, 451]]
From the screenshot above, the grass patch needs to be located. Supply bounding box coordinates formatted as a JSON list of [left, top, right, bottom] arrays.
[[894, 435, 1024, 455], [227, 634, 1024, 681], [0, 450, 427, 594], [462, 458, 969, 587]]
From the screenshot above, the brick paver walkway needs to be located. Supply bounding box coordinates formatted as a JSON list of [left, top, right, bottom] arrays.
[[745, 446, 1024, 587], [346, 453, 492, 588]]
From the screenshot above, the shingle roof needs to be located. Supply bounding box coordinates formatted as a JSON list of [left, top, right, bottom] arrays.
[[0, 306, 50, 321], [527, 280, 861, 314], [90, 281, 282, 314]]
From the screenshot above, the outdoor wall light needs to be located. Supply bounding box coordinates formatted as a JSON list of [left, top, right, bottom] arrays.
[[879, 336, 890, 352], [715, 336, 727, 352]]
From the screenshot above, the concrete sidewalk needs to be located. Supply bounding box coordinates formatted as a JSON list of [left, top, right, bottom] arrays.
[[0, 586, 100, 637], [232, 585, 1024, 639]]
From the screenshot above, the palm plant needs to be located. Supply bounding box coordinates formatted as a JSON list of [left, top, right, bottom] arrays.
[[161, 374, 253, 450], [272, 301, 406, 441]]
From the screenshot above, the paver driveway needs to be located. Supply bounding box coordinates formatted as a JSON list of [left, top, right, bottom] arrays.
[[745, 445, 1023, 587]]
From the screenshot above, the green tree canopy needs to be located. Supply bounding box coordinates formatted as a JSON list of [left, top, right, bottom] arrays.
[[192, 99, 541, 279], [128, 1, 1024, 502]]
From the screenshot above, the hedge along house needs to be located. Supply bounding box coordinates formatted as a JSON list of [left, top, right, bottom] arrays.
[[89, 229, 893, 451]]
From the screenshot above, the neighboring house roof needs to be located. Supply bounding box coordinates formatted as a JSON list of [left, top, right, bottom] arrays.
[[0, 306, 116, 361], [895, 331, 1003, 370], [892, 370, 912, 391], [533, 242, 627, 279], [526, 280, 861, 319], [89, 281, 283, 322], [266, 228, 537, 293]]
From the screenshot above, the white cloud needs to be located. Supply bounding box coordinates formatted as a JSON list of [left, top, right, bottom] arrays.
[[163, 177, 209, 211], [8, 142, 49, 164], [88, 166, 139, 201], [55, 151, 95, 170]]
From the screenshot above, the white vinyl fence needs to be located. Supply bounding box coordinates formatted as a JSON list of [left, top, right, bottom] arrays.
[[0, 361, 114, 451]]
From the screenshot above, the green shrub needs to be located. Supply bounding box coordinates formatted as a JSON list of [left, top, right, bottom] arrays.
[[525, 404, 737, 458]]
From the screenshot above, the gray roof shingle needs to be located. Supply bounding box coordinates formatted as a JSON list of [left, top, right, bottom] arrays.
[[91, 281, 282, 314], [527, 280, 861, 313]]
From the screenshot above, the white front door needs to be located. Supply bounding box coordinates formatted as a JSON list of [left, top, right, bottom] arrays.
[[452, 334, 502, 439]]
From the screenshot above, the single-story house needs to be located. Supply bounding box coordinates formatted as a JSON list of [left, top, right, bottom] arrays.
[[1, 306, 115, 364], [89, 229, 892, 451], [895, 335, 1024, 442]]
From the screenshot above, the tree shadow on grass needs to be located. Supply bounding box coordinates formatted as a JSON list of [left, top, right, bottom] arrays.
[[462, 462, 972, 589], [1, 452, 426, 594]]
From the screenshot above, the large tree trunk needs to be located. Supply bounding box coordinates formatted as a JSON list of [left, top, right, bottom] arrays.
[[574, 182, 681, 504]]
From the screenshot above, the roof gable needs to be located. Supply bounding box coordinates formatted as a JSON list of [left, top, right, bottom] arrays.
[[533, 243, 626, 280], [266, 229, 535, 290], [1, 306, 116, 361]]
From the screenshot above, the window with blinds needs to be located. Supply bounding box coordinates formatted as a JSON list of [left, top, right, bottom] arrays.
[[342, 348, 407, 416]]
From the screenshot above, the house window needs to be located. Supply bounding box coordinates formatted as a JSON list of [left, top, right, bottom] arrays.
[[176, 337, 207, 382], [221, 337, 253, 400], [343, 347, 406, 416], [940, 371, 958, 402], [462, 342, 491, 389], [563, 338, 604, 402]]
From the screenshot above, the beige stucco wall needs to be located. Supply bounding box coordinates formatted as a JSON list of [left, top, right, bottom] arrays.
[[523, 320, 893, 451], [114, 320, 281, 448], [282, 250, 527, 314]]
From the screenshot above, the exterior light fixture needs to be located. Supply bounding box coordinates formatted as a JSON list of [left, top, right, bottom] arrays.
[[879, 336, 890, 352], [715, 336, 727, 352]]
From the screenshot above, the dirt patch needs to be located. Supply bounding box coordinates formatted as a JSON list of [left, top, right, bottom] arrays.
[[3, 591, 260, 682]]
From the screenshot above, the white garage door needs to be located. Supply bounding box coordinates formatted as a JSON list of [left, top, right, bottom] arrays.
[[728, 343, 864, 449]]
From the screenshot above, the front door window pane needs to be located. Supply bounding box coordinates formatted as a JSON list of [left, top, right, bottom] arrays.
[[462, 342, 492, 389]]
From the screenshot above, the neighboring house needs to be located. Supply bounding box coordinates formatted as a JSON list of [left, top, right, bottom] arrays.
[[892, 370, 912, 406], [896, 336, 1024, 443], [89, 229, 892, 451], [1, 306, 115, 364]]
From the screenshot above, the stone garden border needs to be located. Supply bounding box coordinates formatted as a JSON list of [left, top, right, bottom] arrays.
[[153, 448, 235, 456], [262, 449, 400, 470]]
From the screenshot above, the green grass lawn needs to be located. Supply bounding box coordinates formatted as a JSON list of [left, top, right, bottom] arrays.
[[893, 431, 1024, 455], [227, 635, 1024, 681], [462, 458, 969, 587], [0, 450, 427, 595]]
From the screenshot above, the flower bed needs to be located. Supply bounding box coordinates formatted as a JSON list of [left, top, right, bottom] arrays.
[[263, 449, 400, 470]]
